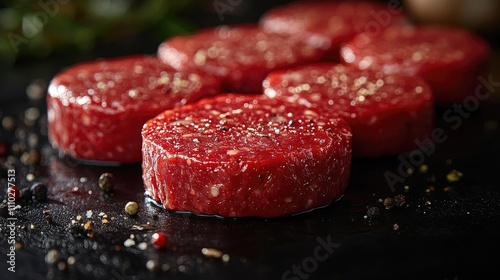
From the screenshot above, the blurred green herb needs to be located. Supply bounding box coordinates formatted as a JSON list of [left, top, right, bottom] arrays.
[[0, 0, 197, 67]]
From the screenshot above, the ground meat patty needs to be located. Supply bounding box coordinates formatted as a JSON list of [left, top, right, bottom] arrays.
[[263, 63, 434, 157], [47, 55, 220, 163], [157, 24, 327, 93], [340, 25, 491, 104], [142, 94, 352, 217], [260, 1, 408, 60]]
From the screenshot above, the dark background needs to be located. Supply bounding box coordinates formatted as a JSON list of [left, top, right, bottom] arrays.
[[2, 0, 499, 101]]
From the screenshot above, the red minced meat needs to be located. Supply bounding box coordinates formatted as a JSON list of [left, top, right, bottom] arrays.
[[142, 94, 352, 217], [47, 55, 220, 163], [263, 63, 434, 157], [340, 25, 491, 104], [260, 1, 409, 60], [157, 24, 328, 93]]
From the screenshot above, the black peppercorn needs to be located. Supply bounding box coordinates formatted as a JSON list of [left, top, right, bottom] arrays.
[[31, 182, 48, 201], [98, 172, 114, 192], [394, 194, 406, 207], [367, 207, 380, 218]]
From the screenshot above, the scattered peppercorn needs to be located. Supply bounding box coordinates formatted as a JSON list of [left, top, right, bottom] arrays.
[[394, 194, 406, 207], [1, 116, 16, 131], [446, 169, 463, 183], [45, 249, 61, 265], [57, 261, 67, 271], [146, 260, 158, 272], [26, 173, 35, 182], [11, 143, 25, 156], [201, 248, 223, 258], [26, 79, 46, 101], [67, 256, 76, 266], [125, 201, 139, 216], [151, 232, 168, 249], [138, 242, 148, 250], [367, 207, 380, 218], [418, 164, 429, 173], [383, 197, 395, 209], [98, 172, 114, 192], [124, 239, 135, 247], [27, 133, 39, 148], [24, 107, 40, 126], [31, 182, 48, 201], [20, 150, 41, 165], [84, 221, 93, 231]]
